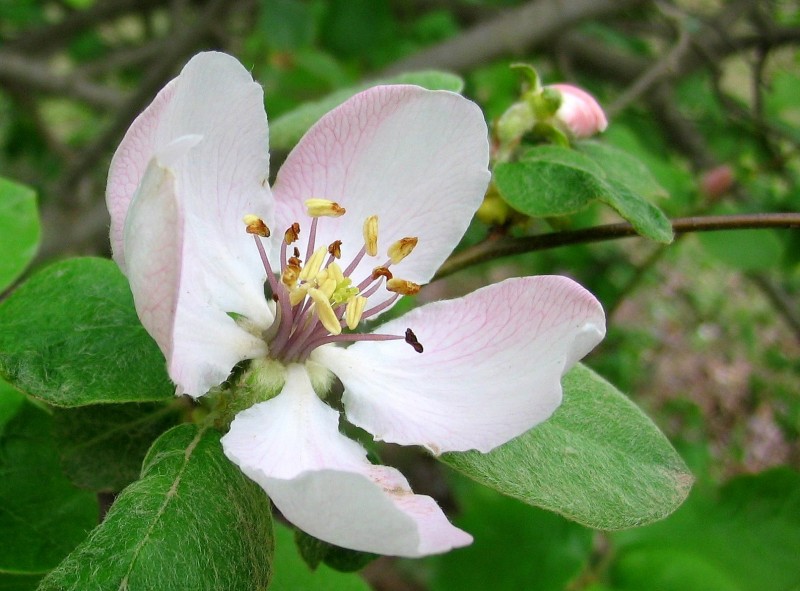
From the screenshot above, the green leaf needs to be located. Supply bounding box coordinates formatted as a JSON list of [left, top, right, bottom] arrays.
[[270, 523, 371, 591], [53, 402, 181, 492], [494, 146, 674, 243], [269, 70, 464, 151], [38, 423, 274, 591], [0, 396, 98, 575], [0, 257, 173, 407], [429, 474, 593, 591], [0, 177, 41, 292], [440, 364, 692, 530], [609, 468, 800, 591], [577, 141, 669, 202]]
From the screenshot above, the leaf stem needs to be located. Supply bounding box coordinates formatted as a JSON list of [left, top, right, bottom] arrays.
[[434, 212, 800, 280]]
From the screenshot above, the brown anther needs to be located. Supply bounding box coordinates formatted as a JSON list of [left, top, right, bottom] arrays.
[[284, 222, 301, 244], [243, 215, 270, 237], [293, 247, 300, 258], [328, 240, 342, 259], [386, 278, 421, 296], [282, 259, 302, 288], [404, 328, 424, 353], [371, 266, 394, 281]]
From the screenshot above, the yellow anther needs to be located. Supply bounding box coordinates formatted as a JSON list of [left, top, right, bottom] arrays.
[[328, 240, 342, 259], [345, 296, 368, 330], [289, 285, 308, 306], [328, 262, 345, 284], [308, 288, 342, 335], [362, 215, 379, 256], [306, 198, 346, 217], [299, 246, 328, 281], [284, 222, 301, 244], [386, 278, 421, 296], [388, 237, 418, 264], [319, 277, 338, 300], [243, 214, 270, 237]]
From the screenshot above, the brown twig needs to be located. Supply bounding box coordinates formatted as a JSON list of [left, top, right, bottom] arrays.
[[378, 0, 647, 76], [434, 213, 800, 280]]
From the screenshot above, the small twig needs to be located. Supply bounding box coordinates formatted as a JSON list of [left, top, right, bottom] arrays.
[[0, 50, 125, 109], [434, 213, 800, 280], [378, 0, 646, 76]]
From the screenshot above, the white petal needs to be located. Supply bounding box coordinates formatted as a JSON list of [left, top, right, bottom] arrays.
[[124, 142, 268, 397], [271, 85, 490, 312], [221, 364, 471, 557], [109, 52, 275, 396], [316, 276, 606, 454]]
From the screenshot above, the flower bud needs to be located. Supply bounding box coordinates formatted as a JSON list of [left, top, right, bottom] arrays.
[[700, 165, 734, 199], [548, 84, 608, 138]]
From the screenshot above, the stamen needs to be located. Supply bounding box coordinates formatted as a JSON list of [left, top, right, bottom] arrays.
[[388, 237, 418, 264], [281, 258, 301, 289], [299, 246, 328, 281], [284, 222, 301, 244], [363, 215, 379, 256], [306, 198, 346, 217], [345, 295, 368, 330], [405, 328, 424, 353], [243, 214, 270, 238], [307, 288, 342, 335], [328, 240, 342, 259], [372, 266, 393, 281], [386, 278, 421, 296]]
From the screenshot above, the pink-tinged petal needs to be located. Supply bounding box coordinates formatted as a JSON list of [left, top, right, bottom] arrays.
[[550, 83, 608, 138], [124, 139, 268, 397], [271, 85, 490, 310], [316, 276, 605, 454], [221, 364, 472, 557], [110, 52, 276, 396]]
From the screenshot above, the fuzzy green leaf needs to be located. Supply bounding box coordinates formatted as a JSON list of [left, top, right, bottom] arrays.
[[53, 403, 181, 492], [0, 257, 173, 407], [440, 364, 692, 530], [38, 424, 274, 591], [0, 388, 98, 576], [269, 70, 464, 151], [0, 177, 41, 292], [576, 141, 669, 202], [494, 146, 674, 243]]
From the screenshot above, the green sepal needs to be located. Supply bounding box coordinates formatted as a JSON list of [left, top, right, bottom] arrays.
[[294, 529, 378, 573]]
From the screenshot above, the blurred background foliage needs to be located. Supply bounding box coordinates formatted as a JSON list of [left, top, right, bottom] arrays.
[[1, 0, 799, 589]]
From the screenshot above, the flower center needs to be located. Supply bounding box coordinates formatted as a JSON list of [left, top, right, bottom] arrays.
[[243, 199, 424, 363]]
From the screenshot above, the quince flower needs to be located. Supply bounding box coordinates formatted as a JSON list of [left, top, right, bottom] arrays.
[[548, 83, 608, 138], [107, 52, 606, 557]]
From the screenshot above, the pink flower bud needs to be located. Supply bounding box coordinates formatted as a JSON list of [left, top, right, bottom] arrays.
[[699, 164, 735, 199], [549, 83, 608, 138]]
